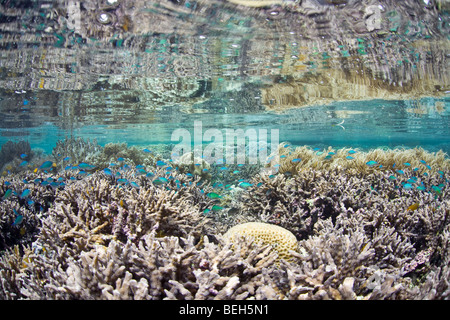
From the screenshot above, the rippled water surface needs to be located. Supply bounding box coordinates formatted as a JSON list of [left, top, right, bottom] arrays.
[[0, 0, 449, 154]]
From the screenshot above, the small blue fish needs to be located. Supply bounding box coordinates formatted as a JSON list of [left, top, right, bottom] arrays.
[[118, 157, 125, 162], [158, 177, 169, 183], [407, 179, 416, 184], [328, 152, 335, 155], [146, 172, 154, 177], [403, 183, 413, 189], [50, 181, 59, 188], [20, 153, 27, 159], [63, 156, 71, 161], [366, 160, 377, 167], [416, 186, 426, 191], [348, 150, 357, 154], [239, 182, 253, 188], [20, 189, 30, 198], [404, 163, 411, 167], [292, 158, 301, 163], [12, 212, 23, 226], [156, 160, 167, 167], [211, 205, 223, 212], [19, 160, 28, 166], [232, 170, 240, 174], [117, 179, 128, 185], [2, 189, 12, 200], [397, 170, 405, 175], [143, 148, 152, 153], [39, 160, 53, 170], [316, 151, 324, 156], [220, 167, 228, 171], [388, 175, 396, 180], [280, 155, 286, 159], [78, 163, 95, 170], [346, 156, 355, 160], [130, 181, 140, 188], [419, 160, 427, 164], [425, 164, 431, 170], [207, 192, 222, 199], [103, 168, 113, 176], [137, 169, 147, 175], [152, 179, 164, 185]]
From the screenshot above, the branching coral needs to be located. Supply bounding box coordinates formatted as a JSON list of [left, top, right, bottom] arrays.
[[0, 140, 33, 174], [52, 137, 103, 169], [268, 144, 450, 176], [40, 174, 214, 254], [0, 140, 449, 300]]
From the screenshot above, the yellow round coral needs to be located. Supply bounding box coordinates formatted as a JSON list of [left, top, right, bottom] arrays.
[[223, 222, 298, 261]]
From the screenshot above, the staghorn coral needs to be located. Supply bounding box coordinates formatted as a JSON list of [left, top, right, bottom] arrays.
[[97, 142, 153, 167], [52, 137, 160, 171], [0, 140, 33, 175], [1, 232, 282, 300], [40, 174, 213, 253], [52, 137, 103, 169], [0, 142, 449, 300], [268, 144, 450, 176], [173, 151, 212, 181]]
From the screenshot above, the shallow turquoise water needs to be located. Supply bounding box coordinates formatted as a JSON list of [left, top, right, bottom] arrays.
[[1, 96, 448, 155], [0, 0, 449, 158]]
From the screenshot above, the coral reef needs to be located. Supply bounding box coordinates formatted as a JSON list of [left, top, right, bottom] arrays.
[[174, 151, 212, 181], [267, 144, 450, 176], [52, 137, 102, 169], [52, 137, 160, 170], [0, 141, 449, 300], [0, 141, 33, 174]]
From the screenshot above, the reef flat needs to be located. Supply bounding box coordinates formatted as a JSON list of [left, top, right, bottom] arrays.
[[0, 138, 449, 300]]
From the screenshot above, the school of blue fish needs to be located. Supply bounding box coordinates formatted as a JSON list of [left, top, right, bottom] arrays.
[[0, 146, 448, 231]]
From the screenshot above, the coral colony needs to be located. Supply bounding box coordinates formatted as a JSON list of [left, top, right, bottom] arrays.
[[0, 137, 449, 300]]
